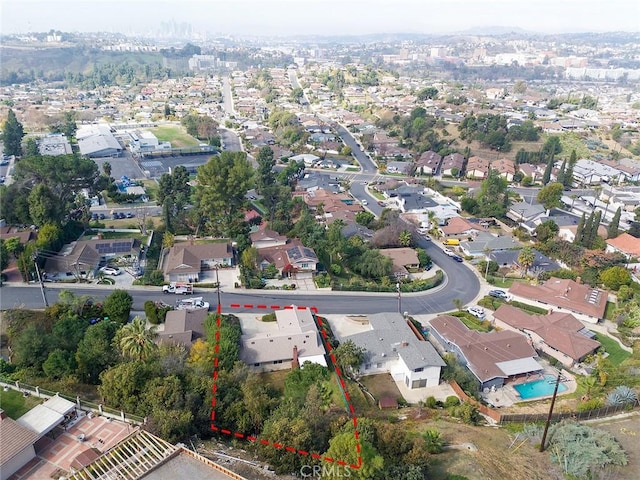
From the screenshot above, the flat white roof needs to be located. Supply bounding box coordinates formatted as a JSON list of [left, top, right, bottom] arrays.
[[496, 357, 543, 376], [15, 395, 75, 436]]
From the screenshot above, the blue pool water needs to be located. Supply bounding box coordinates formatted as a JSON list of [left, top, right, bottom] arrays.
[[513, 375, 567, 400]]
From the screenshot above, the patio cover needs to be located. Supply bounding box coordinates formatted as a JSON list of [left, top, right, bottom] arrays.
[[16, 396, 75, 436], [496, 357, 543, 376]]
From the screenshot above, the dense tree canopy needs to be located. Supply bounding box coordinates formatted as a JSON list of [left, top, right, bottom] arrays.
[[1, 109, 25, 156], [194, 151, 253, 238]]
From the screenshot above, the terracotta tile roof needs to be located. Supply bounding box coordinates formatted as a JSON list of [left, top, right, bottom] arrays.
[[508, 278, 607, 320], [440, 216, 483, 236], [493, 305, 600, 361], [606, 232, 640, 256], [430, 315, 539, 383]]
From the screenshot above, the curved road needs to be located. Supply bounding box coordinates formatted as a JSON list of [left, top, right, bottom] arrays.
[[2, 237, 480, 315]]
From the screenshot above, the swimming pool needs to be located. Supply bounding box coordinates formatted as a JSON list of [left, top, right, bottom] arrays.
[[513, 375, 567, 400]]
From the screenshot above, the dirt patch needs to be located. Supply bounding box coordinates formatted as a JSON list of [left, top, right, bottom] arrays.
[[424, 420, 564, 480], [359, 373, 402, 403], [586, 413, 640, 480]]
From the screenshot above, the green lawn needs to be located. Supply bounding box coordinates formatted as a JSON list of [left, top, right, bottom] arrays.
[[0, 388, 41, 419], [604, 301, 616, 321], [593, 333, 632, 366], [150, 125, 200, 147]]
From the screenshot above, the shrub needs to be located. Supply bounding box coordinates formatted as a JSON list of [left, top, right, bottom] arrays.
[[144, 300, 159, 324], [605, 386, 638, 407], [576, 398, 604, 412], [444, 395, 461, 408], [261, 313, 277, 322], [451, 402, 481, 425], [422, 429, 444, 454], [424, 396, 438, 408]]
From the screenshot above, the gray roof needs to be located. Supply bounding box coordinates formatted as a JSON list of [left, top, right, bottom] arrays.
[[461, 232, 521, 254], [489, 249, 560, 272], [344, 312, 445, 370]]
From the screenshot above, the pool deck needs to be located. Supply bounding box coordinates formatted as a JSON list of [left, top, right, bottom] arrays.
[[480, 369, 577, 408]]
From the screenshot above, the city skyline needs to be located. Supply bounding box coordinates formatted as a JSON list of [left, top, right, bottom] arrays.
[[1, 0, 639, 37]]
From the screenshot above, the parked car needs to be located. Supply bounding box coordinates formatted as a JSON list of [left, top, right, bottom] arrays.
[[125, 212, 134, 218], [361, 200, 368, 206], [100, 266, 122, 276], [451, 255, 463, 262], [467, 306, 486, 320], [98, 213, 106, 220], [489, 289, 509, 300]]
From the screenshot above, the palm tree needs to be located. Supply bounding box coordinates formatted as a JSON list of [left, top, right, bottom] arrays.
[[119, 317, 157, 361], [399, 229, 412, 247], [517, 247, 535, 278]]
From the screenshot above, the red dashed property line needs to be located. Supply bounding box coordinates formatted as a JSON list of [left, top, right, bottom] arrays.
[[210, 304, 362, 470]]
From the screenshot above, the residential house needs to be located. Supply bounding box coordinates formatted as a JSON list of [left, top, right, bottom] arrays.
[[0, 226, 36, 246], [572, 159, 625, 186], [250, 228, 288, 250], [441, 153, 465, 177], [459, 232, 521, 258], [386, 161, 412, 174], [343, 312, 445, 390], [415, 150, 442, 175], [240, 308, 327, 372], [466, 156, 490, 180], [428, 315, 542, 391], [378, 248, 420, 278], [558, 222, 608, 243], [157, 308, 209, 347], [44, 237, 140, 278], [518, 163, 543, 183], [162, 242, 233, 283], [341, 223, 375, 242], [605, 232, 640, 259], [492, 158, 516, 182], [489, 248, 560, 276], [0, 412, 39, 480], [493, 305, 600, 368], [600, 158, 640, 183], [507, 201, 546, 225], [508, 278, 607, 323], [257, 239, 318, 277], [439, 216, 485, 239]]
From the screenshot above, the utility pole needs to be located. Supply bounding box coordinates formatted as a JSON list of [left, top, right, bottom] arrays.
[[539, 372, 562, 452], [215, 265, 221, 314], [396, 281, 401, 314], [33, 251, 49, 308]]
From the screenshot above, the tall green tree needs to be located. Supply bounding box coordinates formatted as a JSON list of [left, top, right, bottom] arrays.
[[564, 149, 577, 188], [574, 212, 586, 246], [1, 109, 25, 156], [537, 182, 564, 210], [542, 154, 555, 185], [103, 289, 133, 324], [75, 320, 119, 383], [607, 207, 622, 238], [323, 432, 384, 479], [476, 169, 508, 217], [194, 151, 253, 238]]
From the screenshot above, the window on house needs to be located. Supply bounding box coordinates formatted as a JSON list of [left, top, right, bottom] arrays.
[[415, 367, 424, 373], [412, 379, 427, 389], [273, 360, 282, 364], [254, 363, 260, 367], [376, 363, 382, 368]]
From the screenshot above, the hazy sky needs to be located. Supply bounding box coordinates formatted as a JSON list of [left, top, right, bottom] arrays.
[[1, 0, 639, 36]]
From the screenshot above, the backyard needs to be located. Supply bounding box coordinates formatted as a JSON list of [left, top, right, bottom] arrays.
[[0, 388, 42, 418], [594, 333, 632, 365]]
